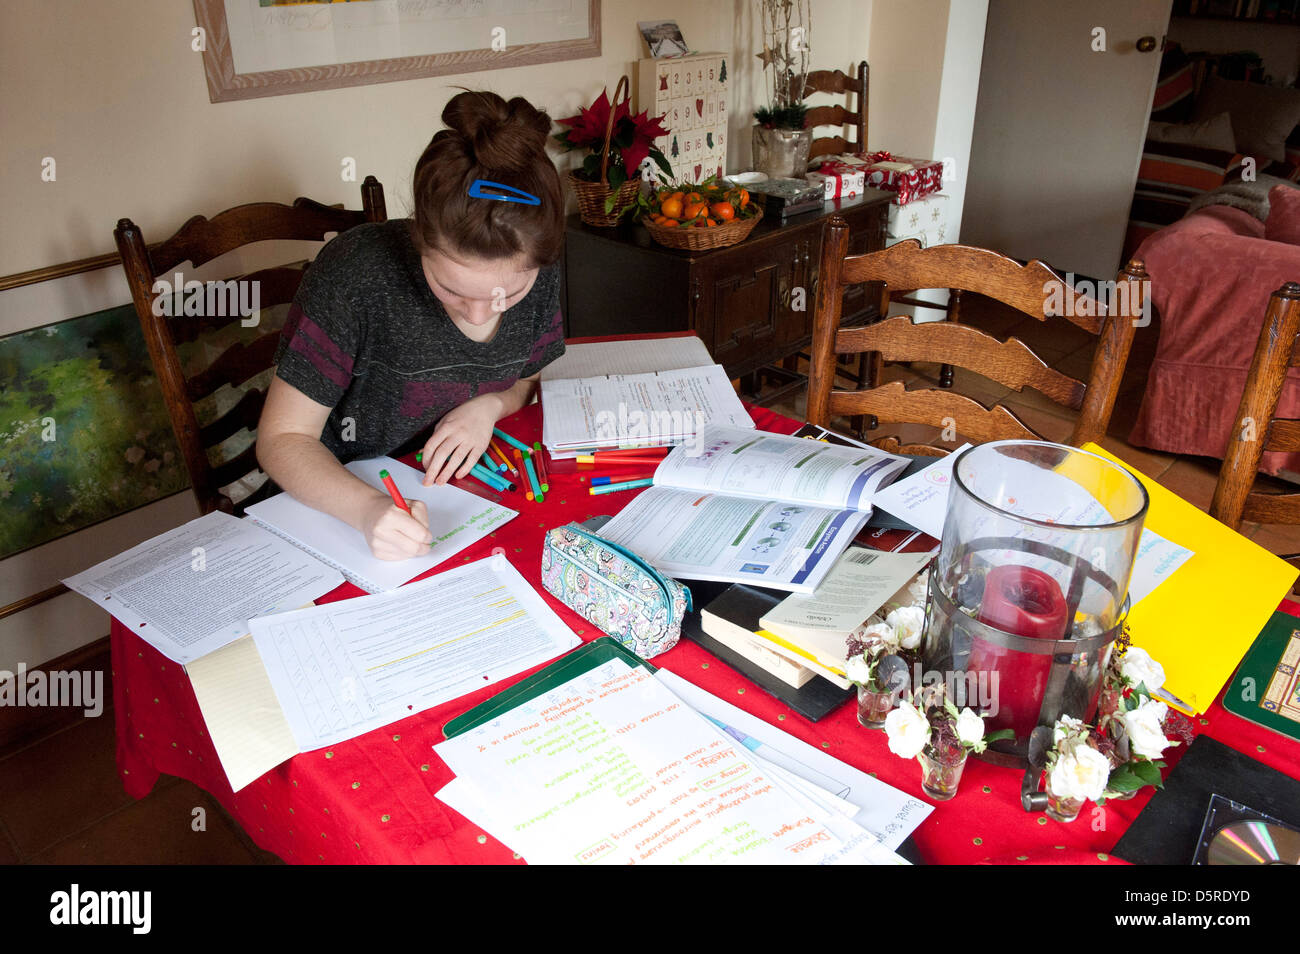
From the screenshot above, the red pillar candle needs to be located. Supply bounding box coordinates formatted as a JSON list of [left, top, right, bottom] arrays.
[[971, 565, 1069, 739]]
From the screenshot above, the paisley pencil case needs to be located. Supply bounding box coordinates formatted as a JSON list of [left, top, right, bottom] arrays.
[[540, 522, 692, 659]]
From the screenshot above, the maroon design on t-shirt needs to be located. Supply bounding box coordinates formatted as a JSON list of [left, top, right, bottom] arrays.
[[399, 380, 471, 419]]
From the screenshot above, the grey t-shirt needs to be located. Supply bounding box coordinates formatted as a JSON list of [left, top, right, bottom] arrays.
[[274, 219, 564, 461]]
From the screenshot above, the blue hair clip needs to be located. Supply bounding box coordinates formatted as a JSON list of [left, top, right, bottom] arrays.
[[468, 179, 541, 206]]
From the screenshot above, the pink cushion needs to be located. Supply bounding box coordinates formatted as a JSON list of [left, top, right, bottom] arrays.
[[1266, 185, 1300, 246]]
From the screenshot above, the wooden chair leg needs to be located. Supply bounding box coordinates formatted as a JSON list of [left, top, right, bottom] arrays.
[[853, 350, 881, 433], [940, 288, 963, 389]]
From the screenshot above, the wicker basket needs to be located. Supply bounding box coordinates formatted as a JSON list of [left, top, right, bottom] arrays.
[[570, 172, 640, 228], [641, 212, 761, 251], [568, 75, 640, 228]]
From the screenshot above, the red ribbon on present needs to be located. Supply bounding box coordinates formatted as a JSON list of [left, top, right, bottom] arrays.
[[864, 150, 895, 164]]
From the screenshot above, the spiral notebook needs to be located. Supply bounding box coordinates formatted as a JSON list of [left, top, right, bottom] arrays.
[[245, 457, 517, 593]]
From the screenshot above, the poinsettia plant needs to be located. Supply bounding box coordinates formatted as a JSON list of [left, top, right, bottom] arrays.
[[554, 89, 673, 213]]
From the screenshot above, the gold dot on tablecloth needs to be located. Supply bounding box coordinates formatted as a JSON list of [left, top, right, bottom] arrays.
[[577, 630, 584, 635], [392, 734, 401, 742], [323, 808, 330, 815], [171, 742, 177, 748], [982, 786, 991, 794], [1098, 853, 1109, 861], [1016, 855, 1028, 861], [420, 764, 429, 772], [777, 714, 785, 721], [381, 814, 391, 822], [973, 837, 983, 846], [352, 782, 360, 789], [325, 751, 333, 759], [868, 772, 877, 778], [1200, 718, 1209, 725], [513, 853, 521, 860], [477, 835, 487, 845], [822, 742, 830, 749], [289, 808, 294, 815], [701, 663, 709, 669], [292, 779, 297, 786], [1037, 817, 1047, 826], [737, 688, 745, 695], [153, 697, 158, 704], [1257, 745, 1266, 753], [321, 833, 327, 839], [1055, 845, 1065, 850], [514, 548, 522, 553]]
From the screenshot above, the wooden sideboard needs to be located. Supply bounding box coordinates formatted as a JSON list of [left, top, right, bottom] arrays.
[[561, 190, 894, 387]]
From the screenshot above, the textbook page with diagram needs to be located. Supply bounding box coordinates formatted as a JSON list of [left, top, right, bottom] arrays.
[[597, 425, 910, 594]]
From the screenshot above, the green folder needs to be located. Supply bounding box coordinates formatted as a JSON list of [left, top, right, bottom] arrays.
[[1223, 610, 1300, 744], [443, 637, 655, 738]]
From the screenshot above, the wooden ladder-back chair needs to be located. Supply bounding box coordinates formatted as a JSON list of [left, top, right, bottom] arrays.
[[807, 215, 1146, 455], [114, 176, 386, 515], [803, 59, 868, 163], [1210, 282, 1300, 532]]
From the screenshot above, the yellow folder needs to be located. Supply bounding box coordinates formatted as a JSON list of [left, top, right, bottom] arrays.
[[1082, 442, 1298, 715]]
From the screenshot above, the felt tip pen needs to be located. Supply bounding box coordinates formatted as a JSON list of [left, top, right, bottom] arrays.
[[588, 478, 655, 495], [590, 473, 656, 486], [523, 453, 544, 503], [493, 427, 533, 454], [532, 442, 550, 492], [576, 455, 665, 466], [490, 439, 518, 475], [470, 463, 512, 492], [378, 469, 411, 514]]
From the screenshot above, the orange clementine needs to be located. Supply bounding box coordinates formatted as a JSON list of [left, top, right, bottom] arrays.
[[710, 201, 735, 221], [683, 200, 708, 219], [660, 196, 684, 219], [705, 218, 718, 227], [737, 188, 749, 208]]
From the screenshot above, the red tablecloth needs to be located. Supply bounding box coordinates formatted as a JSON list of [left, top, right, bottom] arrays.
[[110, 403, 1300, 864]]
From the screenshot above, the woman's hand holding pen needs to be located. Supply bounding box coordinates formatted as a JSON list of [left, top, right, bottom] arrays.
[[420, 394, 500, 486], [359, 493, 432, 560]]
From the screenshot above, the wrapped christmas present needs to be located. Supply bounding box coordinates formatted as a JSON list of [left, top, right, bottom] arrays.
[[806, 160, 866, 200]]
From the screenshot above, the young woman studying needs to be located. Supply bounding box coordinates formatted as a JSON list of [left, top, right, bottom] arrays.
[[256, 91, 565, 561]]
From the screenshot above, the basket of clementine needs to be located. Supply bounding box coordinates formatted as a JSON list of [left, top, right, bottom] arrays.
[[642, 178, 762, 250]]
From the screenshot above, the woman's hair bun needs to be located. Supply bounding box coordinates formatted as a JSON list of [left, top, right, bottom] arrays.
[[442, 90, 551, 174]]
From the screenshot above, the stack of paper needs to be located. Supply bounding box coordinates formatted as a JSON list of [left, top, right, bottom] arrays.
[[435, 656, 931, 864], [539, 337, 754, 456]]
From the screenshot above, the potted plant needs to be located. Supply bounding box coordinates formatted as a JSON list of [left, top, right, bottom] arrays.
[[554, 76, 672, 227], [752, 0, 814, 179], [883, 683, 1013, 800]]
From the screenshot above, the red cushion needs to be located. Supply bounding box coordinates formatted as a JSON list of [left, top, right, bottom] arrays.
[[1266, 185, 1300, 246]]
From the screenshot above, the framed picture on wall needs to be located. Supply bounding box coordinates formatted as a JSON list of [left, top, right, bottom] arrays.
[[193, 0, 602, 103]]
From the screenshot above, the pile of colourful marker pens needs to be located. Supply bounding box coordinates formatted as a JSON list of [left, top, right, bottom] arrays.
[[417, 430, 669, 501], [576, 446, 668, 495]]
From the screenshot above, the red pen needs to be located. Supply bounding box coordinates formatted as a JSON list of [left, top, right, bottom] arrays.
[[378, 469, 411, 514]]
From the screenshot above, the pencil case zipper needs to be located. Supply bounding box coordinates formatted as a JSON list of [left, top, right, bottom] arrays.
[[559, 525, 692, 614]]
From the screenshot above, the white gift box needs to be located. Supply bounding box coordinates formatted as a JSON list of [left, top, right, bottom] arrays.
[[885, 191, 951, 247], [806, 167, 865, 200]]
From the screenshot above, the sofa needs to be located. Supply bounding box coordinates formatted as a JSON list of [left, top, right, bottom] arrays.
[[1128, 186, 1300, 476]]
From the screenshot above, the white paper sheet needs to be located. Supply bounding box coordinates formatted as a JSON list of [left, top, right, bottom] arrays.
[[870, 444, 971, 540], [435, 659, 905, 865], [539, 335, 713, 381], [63, 511, 344, 664], [245, 457, 516, 593], [250, 555, 579, 751], [652, 669, 933, 850]]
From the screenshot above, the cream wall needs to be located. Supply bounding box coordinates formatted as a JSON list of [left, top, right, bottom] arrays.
[[2, 0, 973, 669]]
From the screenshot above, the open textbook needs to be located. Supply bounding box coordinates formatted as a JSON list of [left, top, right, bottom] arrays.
[[597, 425, 910, 594]]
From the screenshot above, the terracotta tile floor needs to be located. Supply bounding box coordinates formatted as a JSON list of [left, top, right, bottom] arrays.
[[5, 292, 1300, 865]]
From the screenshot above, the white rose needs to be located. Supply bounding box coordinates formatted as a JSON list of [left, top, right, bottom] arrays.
[[1120, 647, 1166, 694], [844, 654, 875, 686], [1048, 740, 1111, 802], [860, 621, 900, 655], [885, 606, 926, 650], [884, 699, 931, 759], [955, 707, 985, 746], [1121, 698, 1170, 760], [1053, 715, 1087, 746]]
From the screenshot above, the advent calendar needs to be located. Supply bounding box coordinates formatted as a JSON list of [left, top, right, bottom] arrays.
[[636, 52, 729, 186]]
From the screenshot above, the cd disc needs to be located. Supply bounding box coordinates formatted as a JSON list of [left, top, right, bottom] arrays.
[[1208, 821, 1300, 865]]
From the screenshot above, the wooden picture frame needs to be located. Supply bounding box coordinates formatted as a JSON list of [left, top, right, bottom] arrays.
[[193, 0, 602, 103]]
